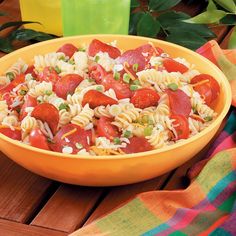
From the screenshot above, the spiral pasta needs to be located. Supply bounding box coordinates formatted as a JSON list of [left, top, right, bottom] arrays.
[[137, 69, 185, 92], [71, 104, 94, 127], [21, 116, 38, 132], [34, 52, 65, 72], [146, 129, 169, 149], [59, 109, 71, 126], [2, 115, 19, 128], [28, 81, 53, 97], [5, 58, 28, 79], [0, 101, 9, 122]]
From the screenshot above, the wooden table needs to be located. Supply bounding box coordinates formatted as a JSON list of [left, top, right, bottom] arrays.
[[0, 1, 233, 235]]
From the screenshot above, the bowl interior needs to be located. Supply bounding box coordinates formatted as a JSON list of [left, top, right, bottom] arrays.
[[0, 34, 232, 160]]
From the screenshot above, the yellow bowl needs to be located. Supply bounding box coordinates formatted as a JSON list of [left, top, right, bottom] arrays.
[[0, 35, 232, 186]]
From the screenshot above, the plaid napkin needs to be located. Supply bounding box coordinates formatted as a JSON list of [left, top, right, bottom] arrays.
[[71, 42, 236, 236]]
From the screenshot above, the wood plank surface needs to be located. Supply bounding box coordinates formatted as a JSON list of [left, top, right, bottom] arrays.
[[0, 219, 67, 236], [31, 185, 105, 233], [0, 153, 56, 223]]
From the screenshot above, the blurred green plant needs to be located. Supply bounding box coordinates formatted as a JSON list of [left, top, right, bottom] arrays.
[[129, 0, 216, 50], [0, 18, 55, 53], [184, 0, 236, 49]]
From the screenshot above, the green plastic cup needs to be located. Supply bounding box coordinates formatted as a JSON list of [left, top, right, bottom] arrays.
[[61, 0, 131, 36]]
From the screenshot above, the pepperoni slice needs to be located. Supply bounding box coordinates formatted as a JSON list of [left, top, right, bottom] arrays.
[[117, 49, 146, 72], [82, 90, 118, 108], [54, 74, 84, 99], [191, 74, 220, 105], [57, 43, 78, 58], [29, 128, 50, 150], [170, 114, 190, 140], [19, 95, 38, 121], [122, 137, 153, 154], [163, 58, 189, 74], [25, 65, 37, 78], [166, 89, 191, 117], [135, 44, 164, 60], [50, 124, 92, 153], [31, 103, 59, 134], [88, 39, 121, 59], [0, 127, 21, 141], [97, 116, 120, 140], [130, 88, 160, 109]]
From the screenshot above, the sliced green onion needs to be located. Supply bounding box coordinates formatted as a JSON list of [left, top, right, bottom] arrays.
[[192, 107, 197, 114], [47, 138, 55, 144], [132, 63, 139, 72], [95, 55, 100, 62], [133, 79, 141, 85], [123, 73, 130, 84], [114, 71, 120, 81], [96, 86, 103, 92], [142, 115, 149, 124], [167, 83, 178, 91], [76, 142, 83, 149], [45, 90, 52, 96], [130, 85, 139, 91], [78, 48, 86, 52], [88, 78, 95, 83], [59, 103, 69, 111], [124, 130, 131, 138], [54, 65, 61, 74], [113, 137, 121, 144], [204, 116, 213, 122], [19, 89, 27, 95], [6, 72, 15, 81], [144, 126, 153, 136], [68, 60, 75, 65]]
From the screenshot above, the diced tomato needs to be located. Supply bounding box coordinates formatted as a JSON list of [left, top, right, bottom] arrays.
[[25, 65, 37, 78], [57, 43, 78, 58], [130, 88, 160, 109], [122, 137, 153, 154], [0, 127, 21, 141], [19, 95, 38, 121], [50, 124, 92, 153], [170, 114, 190, 140], [102, 74, 132, 99], [191, 74, 220, 105], [88, 39, 121, 59], [37, 66, 60, 85], [54, 74, 83, 99], [88, 64, 108, 84], [117, 49, 145, 72], [166, 89, 191, 117], [163, 58, 189, 74], [97, 116, 120, 140], [31, 103, 59, 134], [82, 90, 118, 108], [0, 74, 25, 95], [29, 128, 50, 150]]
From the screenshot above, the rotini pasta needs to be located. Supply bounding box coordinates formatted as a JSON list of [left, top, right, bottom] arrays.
[[0, 38, 220, 156]]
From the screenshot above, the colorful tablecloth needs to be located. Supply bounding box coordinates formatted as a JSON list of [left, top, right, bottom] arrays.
[[71, 42, 236, 236]]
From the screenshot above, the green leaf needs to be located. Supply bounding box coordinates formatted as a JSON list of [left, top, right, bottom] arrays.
[[166, 31, 207, 50], [137, 13, 160, 37], [10, 29, 54, 41], [184, 10, 227, 24], [207, 0, 217, 11], [129, 12, 145, 35], [228, 27, 236, 49], [130, 0, 140, 11], [0, 37, 13, 53], [149, 0, 181, 12], [157, 11, 216, 38], [220, 15, 236, 25], [213, 0, 236, 13], [0, 21, 37, 32]]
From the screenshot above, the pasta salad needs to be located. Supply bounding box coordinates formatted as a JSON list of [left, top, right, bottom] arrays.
[[0, 39, 220, 156]]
